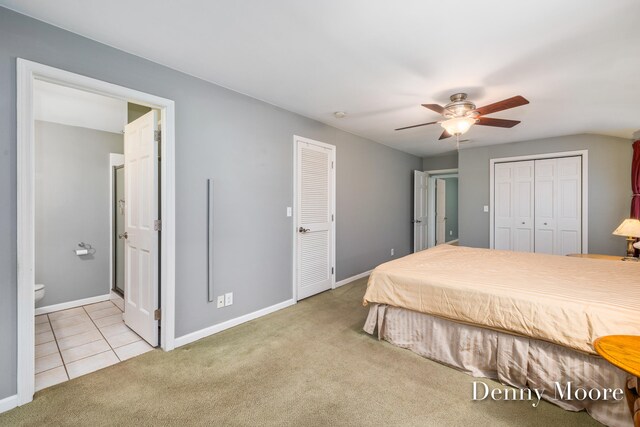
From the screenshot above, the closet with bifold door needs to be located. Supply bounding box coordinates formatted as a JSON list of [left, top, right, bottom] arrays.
[[493, 155, 583, 255]]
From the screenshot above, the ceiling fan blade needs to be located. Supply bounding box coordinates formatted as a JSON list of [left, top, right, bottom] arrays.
[[439, 130, 452, 140], [474, 95, 529, 116], [395, 121, 438, 131], [421, 104, 446, 115], [476, 117, 521, 128]]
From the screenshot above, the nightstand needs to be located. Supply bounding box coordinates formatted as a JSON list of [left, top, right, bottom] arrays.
[[594, 336, 640, 427]]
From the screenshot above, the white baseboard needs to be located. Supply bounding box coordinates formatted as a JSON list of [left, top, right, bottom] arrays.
[[0, 394, 18, 414], [35, 294, 111, 315], [335, 269, 372, 288], [174, 299, 296, 347]]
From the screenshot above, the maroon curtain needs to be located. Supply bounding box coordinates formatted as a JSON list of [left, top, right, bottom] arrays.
[[632, 140, 640, 219]]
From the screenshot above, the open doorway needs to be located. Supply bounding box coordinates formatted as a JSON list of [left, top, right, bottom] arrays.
[[17, 59, 176, 406], [413, 169, 458, 252], [433, 176, 459, 246], [31, 80, 161, 391]]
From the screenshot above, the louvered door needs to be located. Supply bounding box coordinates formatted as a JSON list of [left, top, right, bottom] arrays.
[[295, 136, 335, 300]]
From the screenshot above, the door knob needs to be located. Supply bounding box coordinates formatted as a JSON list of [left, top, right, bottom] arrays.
[[118, 232, 128, 240], [298, 227, 310, 233], [521, 222, 525, 225]]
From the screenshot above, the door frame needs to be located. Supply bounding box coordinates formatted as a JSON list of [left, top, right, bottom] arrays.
[[109, 154, 125, 296], [424, 169, 458, 248], [413, 170, 427, 252], [16, 58, 177, 406], [292, 135, 336, 302], [489, 150, 589, 253]]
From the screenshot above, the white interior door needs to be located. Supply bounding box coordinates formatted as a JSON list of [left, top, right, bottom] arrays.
[[435, 179, 446, 245], [535, 156, 581, 255], [534, 159, 557, 254], [494, 161, 534, 252], [413, 171, 428, 252], [513, 162, 534, 252], [556, 156, 582, 255], [494, 163, 513, 250], [123, 110, 159, 346], [295, 137, 335, 300]]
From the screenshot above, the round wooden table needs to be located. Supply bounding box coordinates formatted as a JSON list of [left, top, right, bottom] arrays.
[[594, 335, 640, 426]]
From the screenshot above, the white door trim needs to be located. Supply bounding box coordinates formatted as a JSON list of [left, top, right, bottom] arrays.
[[489, 150, 588, 253], [16, 58, 176, 406], [292, 135, 336, 302], [424, 169, 458, 248]]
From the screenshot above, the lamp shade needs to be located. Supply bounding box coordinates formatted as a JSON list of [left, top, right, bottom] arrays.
[[612, 218, 640, 238], [441, 117, 475, 136]]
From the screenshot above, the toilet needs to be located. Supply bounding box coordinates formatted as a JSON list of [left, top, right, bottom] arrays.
[[35, 284, 45, 304]]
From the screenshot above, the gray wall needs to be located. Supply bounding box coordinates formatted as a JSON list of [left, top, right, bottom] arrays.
[[0, 7, 421, 399], [458, 134, 632, 255], [422, 152, 458, 171], [443, 178, 458, 242], [35, 121, 123, 307]]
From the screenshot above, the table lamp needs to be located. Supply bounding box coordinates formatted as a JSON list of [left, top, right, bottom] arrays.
[[612, 218, 640, 260]]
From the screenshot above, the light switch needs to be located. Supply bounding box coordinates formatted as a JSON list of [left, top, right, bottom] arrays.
[[286, 207, 292, 217], [483, 205, 489, 213]]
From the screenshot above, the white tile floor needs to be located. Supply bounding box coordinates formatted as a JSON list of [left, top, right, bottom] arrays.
[[34, 296, 154, 391]]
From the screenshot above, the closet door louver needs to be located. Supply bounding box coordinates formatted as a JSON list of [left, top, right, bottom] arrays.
[[296, 140, 334, 300]]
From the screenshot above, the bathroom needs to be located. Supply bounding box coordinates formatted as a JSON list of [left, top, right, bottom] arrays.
[[33, 80, 157, 391]]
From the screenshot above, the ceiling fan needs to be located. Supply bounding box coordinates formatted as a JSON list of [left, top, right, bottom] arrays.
[[395, 93, 529, 140]]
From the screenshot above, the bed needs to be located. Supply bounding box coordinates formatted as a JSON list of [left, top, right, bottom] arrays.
[[363, 245, 640, 427]]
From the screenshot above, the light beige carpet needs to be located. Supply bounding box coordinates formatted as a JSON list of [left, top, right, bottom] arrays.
[[1, 278, 600, 426]]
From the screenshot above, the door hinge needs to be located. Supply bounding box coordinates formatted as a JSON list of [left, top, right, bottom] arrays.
[[331, 267, 334, 275], [154, 130, 161, 142], [154, 309, 161, 321], [154, 219, 162, 231]]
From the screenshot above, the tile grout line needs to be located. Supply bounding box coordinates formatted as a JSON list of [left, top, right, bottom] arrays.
[[44, 314, 70, 381], [82, 302, 123, 362], [53, 305, 118, 367]]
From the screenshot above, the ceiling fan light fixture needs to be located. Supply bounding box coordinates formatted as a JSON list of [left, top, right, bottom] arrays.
[[441, 117, 476, 136]]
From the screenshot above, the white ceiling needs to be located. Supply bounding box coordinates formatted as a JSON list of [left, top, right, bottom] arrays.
[[34, 80, 126, 134], [4, 0, 640, 156]]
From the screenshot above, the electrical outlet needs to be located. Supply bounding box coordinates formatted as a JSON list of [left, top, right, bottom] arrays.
[[216, 295, 224, 308], [449, 230, 453, 236], [286, 207, 292, 217], [390, 248, 394, 256], [225, 292, 233, 306], [483, 205, 489, 213]]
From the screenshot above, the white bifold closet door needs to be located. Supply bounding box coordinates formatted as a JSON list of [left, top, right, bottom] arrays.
[[494, 156, 581, 255], [494, 161, 534, 252], [534, 157, 582, 255]]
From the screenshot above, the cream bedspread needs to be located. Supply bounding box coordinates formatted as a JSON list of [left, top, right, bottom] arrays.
[[362, 245, 640, 355]]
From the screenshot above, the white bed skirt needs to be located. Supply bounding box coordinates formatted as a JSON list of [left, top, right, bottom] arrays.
[[364, 304, 631, 427]]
